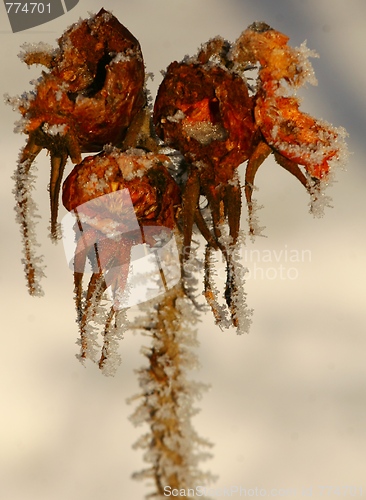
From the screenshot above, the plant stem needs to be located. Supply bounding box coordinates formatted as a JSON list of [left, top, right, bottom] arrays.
[[130, 282, 215, 497]]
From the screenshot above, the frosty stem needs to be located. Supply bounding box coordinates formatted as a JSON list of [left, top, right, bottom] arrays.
[[131, 282, 214, 497], [15, 138, 44, 296]]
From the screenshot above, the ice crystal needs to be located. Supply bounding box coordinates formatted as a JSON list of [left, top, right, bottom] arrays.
[[76, 319, 101, 365], [108, 148, 166, 181], [294, 41, 319, 88], [4, 93, 33, 133], [42, 123, 67, 136], [182, 121, 227, 145], [47, 222, 63, 242], [166, 110, 185, 123], [75, 276, 107, 364], [204, 246, 232, 329], [181, 240, 207, 311], [219, 232, 253, 335], [247, 199, 266, 240], [101, 11, 113, 22], [99, 310, 128, 377], [18, 42, 56, 64], [110, 51, 132, 64]]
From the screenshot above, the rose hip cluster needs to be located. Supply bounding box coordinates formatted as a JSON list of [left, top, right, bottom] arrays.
[[11, 11, 347, 356]]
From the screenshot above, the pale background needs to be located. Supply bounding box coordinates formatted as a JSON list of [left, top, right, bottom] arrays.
[[1, 1, 365, 498]]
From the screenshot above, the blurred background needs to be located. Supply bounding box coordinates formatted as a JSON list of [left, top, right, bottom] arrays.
[[1, 1, 365, 498]]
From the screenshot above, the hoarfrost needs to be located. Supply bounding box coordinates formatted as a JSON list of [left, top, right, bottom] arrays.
[[110, 48, 143, 64], [18, 42, 56, 64], [102, 143, 116, 155], [308, 182, 333, 217], [181, 238, 207, 311], [113, 149, 168, 181], [76, 285, 107, 364], [12, 117, 30, 135], [270, 119, 347, 172], [183, 121, 227, 145], [5, 92, 33, 111], [129, 287, 215, 495], [110, 51, 131, 64], [101, 11, 113, 22], [13, 154, 46, 297], [219, 232, 253, 335], [204, 246, 232, 329], [48, 222, 63, 242], [100, 310, 128, 377], [4, 93, 33, 133], [166, 109, 185, 123], [294, 41, 319, 88], [306, 140, 347, 218], [76, 321, 101, 365], [247, 199, 266, 240], [42, 123, 67, 136]]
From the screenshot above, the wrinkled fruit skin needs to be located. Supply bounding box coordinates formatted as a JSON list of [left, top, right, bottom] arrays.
[[232, 24, 344, 180], [154, 62, 257, 184], [62, 150, 181, 233], [254, 94, 338, 179], [20, 9, 146, 157]]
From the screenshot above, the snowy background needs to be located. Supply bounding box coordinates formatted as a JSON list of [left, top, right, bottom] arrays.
[[1, 1, 365, 498]]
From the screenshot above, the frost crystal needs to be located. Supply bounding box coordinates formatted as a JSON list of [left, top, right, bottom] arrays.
[[110, 51, 131, 64], [219, 232, 253, 334], [183, 121, 227, 145], [42, 123, 67, 136], [99, 310, 128, 376], [247, 199, 266, 240], [4, 93, 33, 133], [167, 109, 186, 123], [18, 42, 56, 64], [204, 246, 232, 329], [294, 41, 319, 88], [113, 148, 167, 180]]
